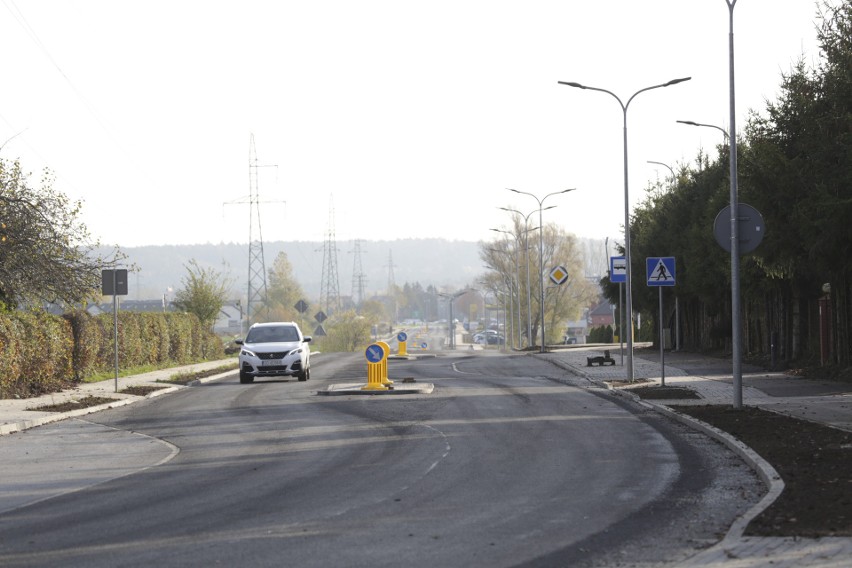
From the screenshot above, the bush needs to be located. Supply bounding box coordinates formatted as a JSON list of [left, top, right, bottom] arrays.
[[0, 309, 225, 398]]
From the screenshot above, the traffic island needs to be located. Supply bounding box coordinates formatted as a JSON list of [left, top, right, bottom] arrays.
[[317, 342, 436, 395], [318, 381, 435, 396]]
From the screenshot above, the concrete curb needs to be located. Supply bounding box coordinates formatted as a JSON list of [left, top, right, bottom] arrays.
[[540, 353, 785, 544], [649, 403, 785, 544]]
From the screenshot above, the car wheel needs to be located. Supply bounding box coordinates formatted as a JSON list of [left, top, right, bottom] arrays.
[[298, 367, 310, 382], [239, 371, 254, 384]]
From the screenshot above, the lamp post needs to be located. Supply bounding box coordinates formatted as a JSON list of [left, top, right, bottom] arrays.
[[437, 289, 469, 349], [676, 120, 729, 139], [499, 206, 549, 348], [486, 237, 517, 349], [507, 188, 575, 353], [491, 228, 520, 349], [647, 160, 675, 187], [677, 119, 742, 408], [558, 77, 691, 381]]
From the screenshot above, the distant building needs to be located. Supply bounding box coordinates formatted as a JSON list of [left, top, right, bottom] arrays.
[[214, 303, 243, 336], [563, 318, 587, 344], [588, 300, 615, 327]]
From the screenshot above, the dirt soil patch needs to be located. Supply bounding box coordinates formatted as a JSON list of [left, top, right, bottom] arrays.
[[672, 404, 852, 537], [622, 385, 702, 400], [120, 385, 170, 396], [30, 396, 117, 413], [159, 363, 238, 385]]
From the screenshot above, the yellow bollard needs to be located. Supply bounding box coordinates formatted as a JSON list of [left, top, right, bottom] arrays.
[[377, 341, 393, 385], [362, 343, 389, 390], [396, 331, 409, 357]]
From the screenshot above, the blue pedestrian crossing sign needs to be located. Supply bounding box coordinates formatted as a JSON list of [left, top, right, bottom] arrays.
[[646, 257, 676, 286]]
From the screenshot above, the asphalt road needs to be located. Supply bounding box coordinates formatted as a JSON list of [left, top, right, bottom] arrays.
[[0, 351, 763, 567]]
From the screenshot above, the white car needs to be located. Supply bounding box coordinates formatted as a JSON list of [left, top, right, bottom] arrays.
[[236, 322, 312, 384]]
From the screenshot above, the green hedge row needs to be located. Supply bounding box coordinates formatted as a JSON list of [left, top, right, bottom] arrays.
[[0, 310, 224, 399]]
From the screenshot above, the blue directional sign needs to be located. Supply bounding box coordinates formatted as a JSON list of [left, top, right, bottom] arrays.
[[610, 256, 626, 283], [397, 332, 408, 343], [365, 343, 385, 363], [421, 342, 428, 349], [646, 257, 676, 286]]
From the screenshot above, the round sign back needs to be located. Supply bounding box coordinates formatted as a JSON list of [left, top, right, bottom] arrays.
[[713, 203, 765, 254]]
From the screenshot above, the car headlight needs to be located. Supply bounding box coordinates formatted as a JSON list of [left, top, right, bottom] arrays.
[[288, 347, 303, 357], [240, 348, 257, 358]]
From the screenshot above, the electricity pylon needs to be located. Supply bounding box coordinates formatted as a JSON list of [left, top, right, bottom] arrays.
[[223, 134, 281, 328]]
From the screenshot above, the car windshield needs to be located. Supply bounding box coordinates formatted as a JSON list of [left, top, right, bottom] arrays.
[[246, 326, 299, 343]]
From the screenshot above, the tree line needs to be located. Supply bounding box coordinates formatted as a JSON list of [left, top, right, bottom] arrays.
[[619, 1, 851, 368]]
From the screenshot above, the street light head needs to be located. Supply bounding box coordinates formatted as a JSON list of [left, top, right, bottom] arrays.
[[664, 77, 692, 87], [506, 188, 521, 194], [558, 81, 585, 89], [561, 188, 577, 194], [676, 120, 699, 126]]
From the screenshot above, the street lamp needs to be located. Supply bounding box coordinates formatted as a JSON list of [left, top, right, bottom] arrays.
[[676, 120, 729, 139], [490, 228, 520, 349], [558, 76, 691, 381], [507, 188, 576, 353], [499, 206, 550, 348], [647, 160, 675, 186], [677, 116, 742, 408], [437, 289, 469, 349], [486, 239, 518, 349]]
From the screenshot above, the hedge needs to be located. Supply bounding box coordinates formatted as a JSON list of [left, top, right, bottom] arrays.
[[0, 310, 224, 399]]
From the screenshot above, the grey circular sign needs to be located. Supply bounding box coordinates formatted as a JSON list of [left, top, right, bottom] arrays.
[[713, 203, 765, 254]]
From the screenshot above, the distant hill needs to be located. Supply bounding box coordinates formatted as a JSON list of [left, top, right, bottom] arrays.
[[113, 237, 609, 303]]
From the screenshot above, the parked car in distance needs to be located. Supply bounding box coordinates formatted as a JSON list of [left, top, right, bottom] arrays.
[[235, 322, 312, 384], [474, 329, 504, 345], [486, 333, 505, 345]]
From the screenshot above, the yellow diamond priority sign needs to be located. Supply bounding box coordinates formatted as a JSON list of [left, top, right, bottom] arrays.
[[549, 265, 569, 286]]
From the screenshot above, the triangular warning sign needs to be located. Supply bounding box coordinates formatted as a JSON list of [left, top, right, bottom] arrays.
[[650, 259, 675, 283]]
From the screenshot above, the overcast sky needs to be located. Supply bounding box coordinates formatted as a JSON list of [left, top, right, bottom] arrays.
[[0, 1, 822, 248]]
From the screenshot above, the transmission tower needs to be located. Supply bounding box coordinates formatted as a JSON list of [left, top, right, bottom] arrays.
[[386, 249, 396, 294], [350, 239, 367, 309], [318, 199, 341, 316], [386, 249, 397, 323], [223, 134, 280, 328]]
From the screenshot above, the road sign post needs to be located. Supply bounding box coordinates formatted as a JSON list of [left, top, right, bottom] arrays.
[[610, 257, 627, 364], [397, 332, 408, 357], [102, 269, 128, 393], [610, 256, 626, 283], [362, 343, 389, 391], [549, 265, 569, 286], [647, 257, 676, 386]]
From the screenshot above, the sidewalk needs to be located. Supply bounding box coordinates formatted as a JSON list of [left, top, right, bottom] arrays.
[[0, 359, 235, 436], [541, 345, 852, 568]]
